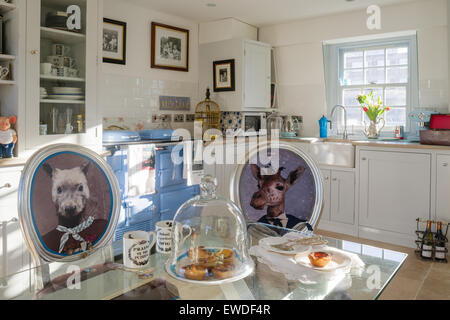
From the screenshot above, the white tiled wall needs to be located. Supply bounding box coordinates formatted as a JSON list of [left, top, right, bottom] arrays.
[[100, 73, 198, 133], [100, 0, 200, 134]]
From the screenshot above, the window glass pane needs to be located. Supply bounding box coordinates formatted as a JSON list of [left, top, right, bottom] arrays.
[[385, 107, 406, 126], [363, 88, 384, 103], [365, 49, 385, 68], [343, 89, 361, 106], [386, 47, 408, 66], [386, 66, 408, 84], [347, 108, 362, 126], [344, 51, 363, 69], [365, 68, 385, 84], [343, 69, 364, 85], [385, 87, 407, 106]]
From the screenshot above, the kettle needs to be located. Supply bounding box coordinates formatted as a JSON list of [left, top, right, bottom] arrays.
[[281, 115, 300, 137], [319, 115, 330, 138]]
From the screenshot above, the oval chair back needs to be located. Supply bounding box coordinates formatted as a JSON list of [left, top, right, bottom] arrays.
[[230, 142, 323, 232], [18, 144, 120, 289]]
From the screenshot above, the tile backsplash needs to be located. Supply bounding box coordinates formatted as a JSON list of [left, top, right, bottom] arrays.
[[100, 73, 199, 133]]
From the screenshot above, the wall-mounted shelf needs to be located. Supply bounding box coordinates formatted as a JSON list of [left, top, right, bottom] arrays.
[[0, 54, 16, 62], [40, 27, 86, 44], [0, 80, 16, 85], [0, 2, 16, 15], [40, 75, 85, 83], [40, 99, 85, 104]]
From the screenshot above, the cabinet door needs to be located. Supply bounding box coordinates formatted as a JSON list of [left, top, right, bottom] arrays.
[[330, 170, 355, 225], [436, 155, 450, 223], [0, 168, 31, 278], [359, 151, 431, 235], [25, 0, 100, 151], [243, 41, 271, 110], [319, 169, 331, 222]]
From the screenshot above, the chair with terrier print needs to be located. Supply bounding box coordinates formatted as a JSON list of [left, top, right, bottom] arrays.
[[230, 142, 323, 232], [18, 144, 121, 294]]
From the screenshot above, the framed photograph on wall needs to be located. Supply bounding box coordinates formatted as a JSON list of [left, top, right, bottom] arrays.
[[151, 22, 189, 72], [103, 18, 127, 65], [213, 59, 235, 92]]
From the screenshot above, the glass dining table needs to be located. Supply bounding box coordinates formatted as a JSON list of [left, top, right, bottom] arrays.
[[0, 223, 407, 300]]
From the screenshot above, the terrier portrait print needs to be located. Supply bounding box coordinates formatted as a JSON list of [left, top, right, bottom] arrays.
[[31, 153, 112, 256]]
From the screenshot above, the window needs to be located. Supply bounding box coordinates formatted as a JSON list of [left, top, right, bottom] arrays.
[[323, 33, 418, 136]]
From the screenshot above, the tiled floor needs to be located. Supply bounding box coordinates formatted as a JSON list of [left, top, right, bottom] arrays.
[[316, 230, 450, 300]]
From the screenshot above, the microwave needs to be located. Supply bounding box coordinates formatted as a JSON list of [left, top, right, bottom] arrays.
[[240, 112, 267, 136]]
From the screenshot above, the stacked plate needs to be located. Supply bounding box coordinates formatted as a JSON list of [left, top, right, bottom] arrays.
[[40, 87, 48, 99], [49, 87, 85, 100]]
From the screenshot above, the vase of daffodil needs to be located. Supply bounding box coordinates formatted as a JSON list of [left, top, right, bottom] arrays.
[[357, 91, 390, 139]]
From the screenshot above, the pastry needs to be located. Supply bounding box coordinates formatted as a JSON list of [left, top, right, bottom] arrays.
[[308, 252, 332, 268], [214, 249, 235, 264], [188, 246, 211, 262], [212, 263, 235, 280], [183, 264, 208, 281]]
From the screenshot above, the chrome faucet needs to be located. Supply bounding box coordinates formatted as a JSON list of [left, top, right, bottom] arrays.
[[330, 105, 348, 140]]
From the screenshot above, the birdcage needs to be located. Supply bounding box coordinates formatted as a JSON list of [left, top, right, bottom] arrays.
[[195, 88, 221, 139]]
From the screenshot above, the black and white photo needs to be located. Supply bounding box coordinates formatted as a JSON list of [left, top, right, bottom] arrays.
[[213, 59, 235, 92], [151, 22, 189, 72], [103, 18, 127, 65]]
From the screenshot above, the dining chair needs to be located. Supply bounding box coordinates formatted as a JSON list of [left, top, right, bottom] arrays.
[[230, 141, 324, 232], [18, 144, 121, 292]]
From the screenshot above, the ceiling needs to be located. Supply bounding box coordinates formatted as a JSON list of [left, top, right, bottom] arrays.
[[127, 0, 417, 27]]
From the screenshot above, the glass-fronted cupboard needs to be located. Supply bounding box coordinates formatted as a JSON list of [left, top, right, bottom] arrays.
[[25, 0, 100, 151]]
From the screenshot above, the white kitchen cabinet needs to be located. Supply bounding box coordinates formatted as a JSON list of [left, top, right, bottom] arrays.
[[436, 154, 450, 223], [25, 0, 101, 153], [199, 39, 272, 111], [243, 41, 271, 110], [0, 167, 31, 278], [330, 170, 355, 225], [359, 150, 431, 236]]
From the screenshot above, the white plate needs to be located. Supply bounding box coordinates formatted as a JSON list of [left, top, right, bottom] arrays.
[[259, 236, 311, 255], [48, 95, 84, 100], [294, 248, 352, 272], [165, 247, 254, 286], [52, 87, 82, 93]]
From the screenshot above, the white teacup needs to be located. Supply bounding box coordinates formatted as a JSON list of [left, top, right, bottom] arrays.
[[156, 220, 192, 254], [40, 63, 53, 75], [123, 230, 156, 269]]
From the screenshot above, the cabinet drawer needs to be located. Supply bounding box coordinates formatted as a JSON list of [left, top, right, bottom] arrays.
[[0, 169, 22, 218]]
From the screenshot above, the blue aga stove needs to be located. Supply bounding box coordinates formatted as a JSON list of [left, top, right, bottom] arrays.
[[103, 129, 199, 241]]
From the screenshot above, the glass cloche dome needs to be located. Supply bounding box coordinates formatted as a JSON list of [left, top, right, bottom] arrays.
[[165, 175, 254, 285]]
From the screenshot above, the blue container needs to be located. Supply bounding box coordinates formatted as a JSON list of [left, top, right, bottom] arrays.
[[319, 115, 329, 138], [139, 129, 179, 141], [103, 130, 141, 144]]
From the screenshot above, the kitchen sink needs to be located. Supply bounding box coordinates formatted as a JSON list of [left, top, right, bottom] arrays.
[[308, 140, 355, 168]]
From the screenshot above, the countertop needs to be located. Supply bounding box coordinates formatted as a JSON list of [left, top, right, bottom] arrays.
[[0, 150, 111, 169], [208, 135, 450, 151]]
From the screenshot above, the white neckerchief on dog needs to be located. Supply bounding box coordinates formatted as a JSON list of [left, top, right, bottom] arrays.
[[56, 216, 95, 253]]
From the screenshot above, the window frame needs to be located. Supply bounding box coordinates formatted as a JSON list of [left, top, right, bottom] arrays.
[[323, 33, 419, 137]]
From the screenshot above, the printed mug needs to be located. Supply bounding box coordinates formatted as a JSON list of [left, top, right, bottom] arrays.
[[52, 43, 71, 56], [123, 230, 156, 269], [0, 66, 9, 80], [156, 220, 192, 254]]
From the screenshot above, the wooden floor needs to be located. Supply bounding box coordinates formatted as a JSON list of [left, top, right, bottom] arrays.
[[316, 230, 450, 300]]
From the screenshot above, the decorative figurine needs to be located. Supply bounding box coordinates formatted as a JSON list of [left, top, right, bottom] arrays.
[[0, 116, 17, 159]]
